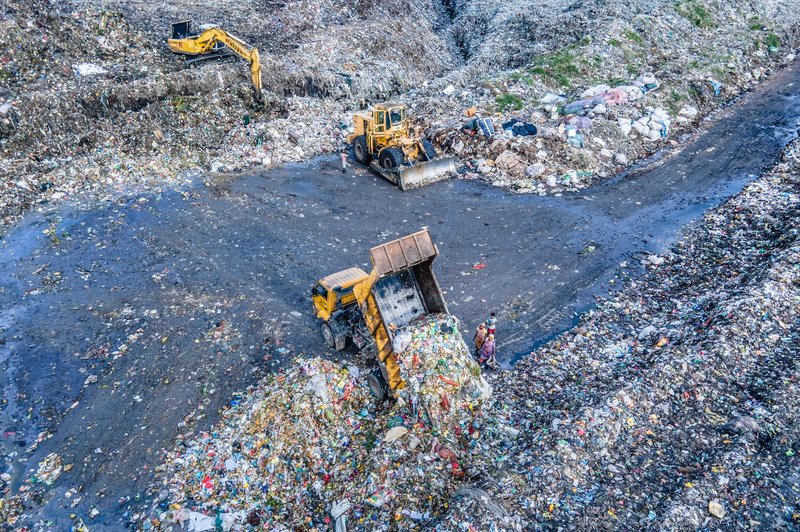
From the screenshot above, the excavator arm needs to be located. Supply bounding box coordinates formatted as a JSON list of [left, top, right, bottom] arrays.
[[168, 23, 263, 102]]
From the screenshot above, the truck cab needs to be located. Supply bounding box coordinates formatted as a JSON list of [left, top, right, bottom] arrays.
[[311, 267, 369, 350]]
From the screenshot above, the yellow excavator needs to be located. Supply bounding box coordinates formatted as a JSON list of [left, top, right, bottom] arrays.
[[347, 103, 455, 190], [167, 21, 263, 102]]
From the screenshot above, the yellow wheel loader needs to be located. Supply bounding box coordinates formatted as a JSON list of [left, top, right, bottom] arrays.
[[346, 103, 455, 190], [167, 21, 263, 103], [311, 229, 448, 400]]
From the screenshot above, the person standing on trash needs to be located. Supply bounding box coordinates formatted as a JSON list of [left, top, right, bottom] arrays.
[[473, 323, 487, 357], [487, 312, 497, 337], [340, 152, 347, 173], [479, 333, 495, 366]]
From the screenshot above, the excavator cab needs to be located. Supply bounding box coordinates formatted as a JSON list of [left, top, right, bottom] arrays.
[[171, 21, 192, 40], [386, 106, 406, 131]]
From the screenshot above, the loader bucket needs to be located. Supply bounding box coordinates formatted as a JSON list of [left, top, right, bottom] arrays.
[[396, 157, 456, 191]]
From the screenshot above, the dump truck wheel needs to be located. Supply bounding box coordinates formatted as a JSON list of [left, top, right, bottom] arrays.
[[367, 369, 388, 402], [353, 135, 371, 164], [321, 322, 335, 349], [422, 140, 437, 161], [379, 147, 404, 170]]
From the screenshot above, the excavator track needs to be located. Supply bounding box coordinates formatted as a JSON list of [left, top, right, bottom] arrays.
[[183, 50, 235, 69]]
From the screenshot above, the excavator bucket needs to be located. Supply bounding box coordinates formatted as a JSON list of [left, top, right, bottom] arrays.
[[396, 157, 456, 191]]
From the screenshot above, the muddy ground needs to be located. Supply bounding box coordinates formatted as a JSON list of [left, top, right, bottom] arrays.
[[0, 60, 799, 529]]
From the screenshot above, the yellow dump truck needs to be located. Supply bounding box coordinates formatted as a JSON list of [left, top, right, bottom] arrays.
[[311, 229, 448, 399]]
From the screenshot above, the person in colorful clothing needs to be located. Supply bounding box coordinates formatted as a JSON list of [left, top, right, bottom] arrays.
[[473, 323, 487, 357], [479, 333, 497, 368]]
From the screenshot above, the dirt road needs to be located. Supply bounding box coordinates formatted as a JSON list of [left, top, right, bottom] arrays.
[[1, 61, 799, 529]]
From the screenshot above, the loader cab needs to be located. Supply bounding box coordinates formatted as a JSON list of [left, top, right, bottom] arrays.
[[371, 104, 407, 135], [387, 106, 406, 130], [311, 267, 369, 322], [374, 109, 386, 134]]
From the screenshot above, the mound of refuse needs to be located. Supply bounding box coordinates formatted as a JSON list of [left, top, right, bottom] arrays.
[[146, 315, 514, 530], [392, 313, 493, 433], [479, 143, 800, 528]]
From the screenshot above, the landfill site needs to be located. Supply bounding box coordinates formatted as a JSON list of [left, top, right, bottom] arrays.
[[1, 0, 800, 530]]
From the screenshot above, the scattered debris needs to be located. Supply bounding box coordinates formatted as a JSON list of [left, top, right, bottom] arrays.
[[145, 317, 506, 530], [484, 139, 800, 528], [2, 1, 800, 529], [4, 0, 799, 227]]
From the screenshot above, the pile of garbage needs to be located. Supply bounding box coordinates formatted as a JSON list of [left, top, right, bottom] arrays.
[[147, 358, 379, 529], [428, 71, 672, 191], [408, 0, 800, 194], [0, 0, 454, 231], [392, 314, 492, 433], [3, 0, 800, 230], [422, 46, 791, 194], [472, 140, 800, 528], [144, 315, 511, 530]]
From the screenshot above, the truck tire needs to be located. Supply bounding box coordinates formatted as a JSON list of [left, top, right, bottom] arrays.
[[321, 322, 335, 349], [367, 369, 388, 402], [422, 140, 437, 161], [353, 135, 371, 164], [379, 147, 404, 170]]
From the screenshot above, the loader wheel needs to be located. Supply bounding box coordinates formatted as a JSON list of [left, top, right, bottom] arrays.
[[379, 147, 404, 170], [321, 322, 335, 349], [353, 135, 371, 164], [422, 140, 437, 161]]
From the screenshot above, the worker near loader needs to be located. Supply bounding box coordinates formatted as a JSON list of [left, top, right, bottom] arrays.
[[473, 323, 487, 356]]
